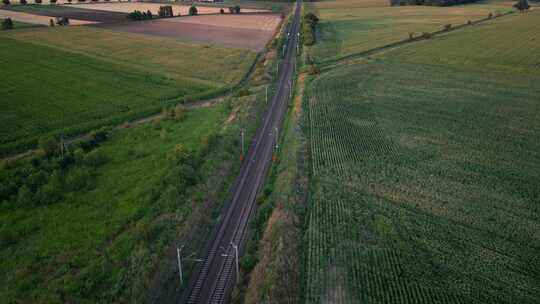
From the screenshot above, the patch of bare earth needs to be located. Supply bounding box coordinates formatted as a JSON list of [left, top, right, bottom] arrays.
[[100, 14, 281, 50]]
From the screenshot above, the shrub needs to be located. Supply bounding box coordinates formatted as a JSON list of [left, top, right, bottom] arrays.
[[303, 13, 319, 46], [422, 32, 432, 39], [2, 0, 10, 5], [234, 5, 241, 14], [1, 18, 13, 30], [16, 185, 33, 207], [308, 64, 321, 75], [408, 32, 414, 40], [197, 133, 219, 158], [36, 171, 63, 205], [467, 20, 472, 25], [159, 5, 173, 18], [240, 255, 258, 273], [67, 0, 72, 3], [514, 0, 530, 12], [189, 5, 198, 16], [50, 0, 57, 3], [220, 8, 224, 14], [35, 0, 42, 3], [443, 24, 451, 31], [38, 136, 58, 157], [167, 144, 190, 163], [174, 104, 186, 120], [56, 17, 70, 26], [65, 167, 91, 191], [236, 88, 251, 97], [20, 0, 27, 4], [82, 150, 106, 168], [488, 12, 493, 19], [50, 19, 55, 27], [160, 128, 168, 142]]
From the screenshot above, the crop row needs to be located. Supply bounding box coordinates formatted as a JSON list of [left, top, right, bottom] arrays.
[[305, 197, 463, 304], [307, 79, 395, 177]]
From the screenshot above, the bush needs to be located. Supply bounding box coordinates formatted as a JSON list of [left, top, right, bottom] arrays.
[[50, 0, 57, 3], [234, 5, 241, 14], [220, 8, 224, 14], [514, 0, 530, 11], [159, 6, 173, 18], [174, 104, 186, 121], [443, 23, 451, 31], [65, 167, 91, 191], [197, 133, 219, 158], [240, 255, 258, 273], [189, 5, 198, 16], [56, 17, 70, 26], [236, 88, 251, 97], [50, 19, 55, 27], [488, 12, 493, 19], [303, 13, 319, 46], [83, 150, 106, 168], [2, 0, 10, 5], [67, 0, 72, 3], [1, 18, 13, 30], [422, 32, 432, 39], [35, 0, 42, 3], [38, 136, 58, 157], [167, 144, 191, 163], [228, 6, 234, 13], [20, 0, 27, 4]]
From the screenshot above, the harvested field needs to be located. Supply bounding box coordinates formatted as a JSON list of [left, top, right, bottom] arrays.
[[162, 14, 281, 31], [74, 2, 266, 15], [0, 8, 96, 25], [99, 14, 281, 50], [5, 5, 128, 23]]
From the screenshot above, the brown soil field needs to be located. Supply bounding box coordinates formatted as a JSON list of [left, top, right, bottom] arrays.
[[0, 8, 97, 25], [98, 17, 278, 50]]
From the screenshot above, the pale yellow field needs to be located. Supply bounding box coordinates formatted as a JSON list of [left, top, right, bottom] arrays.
[[161, 14, 281, 31]]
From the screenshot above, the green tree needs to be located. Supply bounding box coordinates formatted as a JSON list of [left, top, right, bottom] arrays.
[[1, 18, 13, 30], [189, 5, 198, 16], [514, 0, 530, 12]]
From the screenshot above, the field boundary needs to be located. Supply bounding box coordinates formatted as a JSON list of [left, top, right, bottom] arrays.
[[1, 15, 284, 160], [318, 10, 515, 70]]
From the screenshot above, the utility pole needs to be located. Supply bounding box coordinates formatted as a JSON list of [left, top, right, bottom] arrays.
[[240, 128, 245, 161], [177, 245, 184, 286], [221, 242, 239, 284], [275, 127, 279, 149], [177, 245, 203, 287]]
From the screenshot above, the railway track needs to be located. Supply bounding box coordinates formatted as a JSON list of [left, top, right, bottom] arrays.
[[180, 1, 302, 303]]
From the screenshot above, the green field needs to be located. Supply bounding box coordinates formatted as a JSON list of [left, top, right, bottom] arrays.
[[303, 10, 540, 304], [305, 0, 516, 63], [0, 26, 256, 155], [0, 103, 239, 302]]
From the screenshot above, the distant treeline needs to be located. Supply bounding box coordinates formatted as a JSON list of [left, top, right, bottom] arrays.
[[389, 0, 482, 6]]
